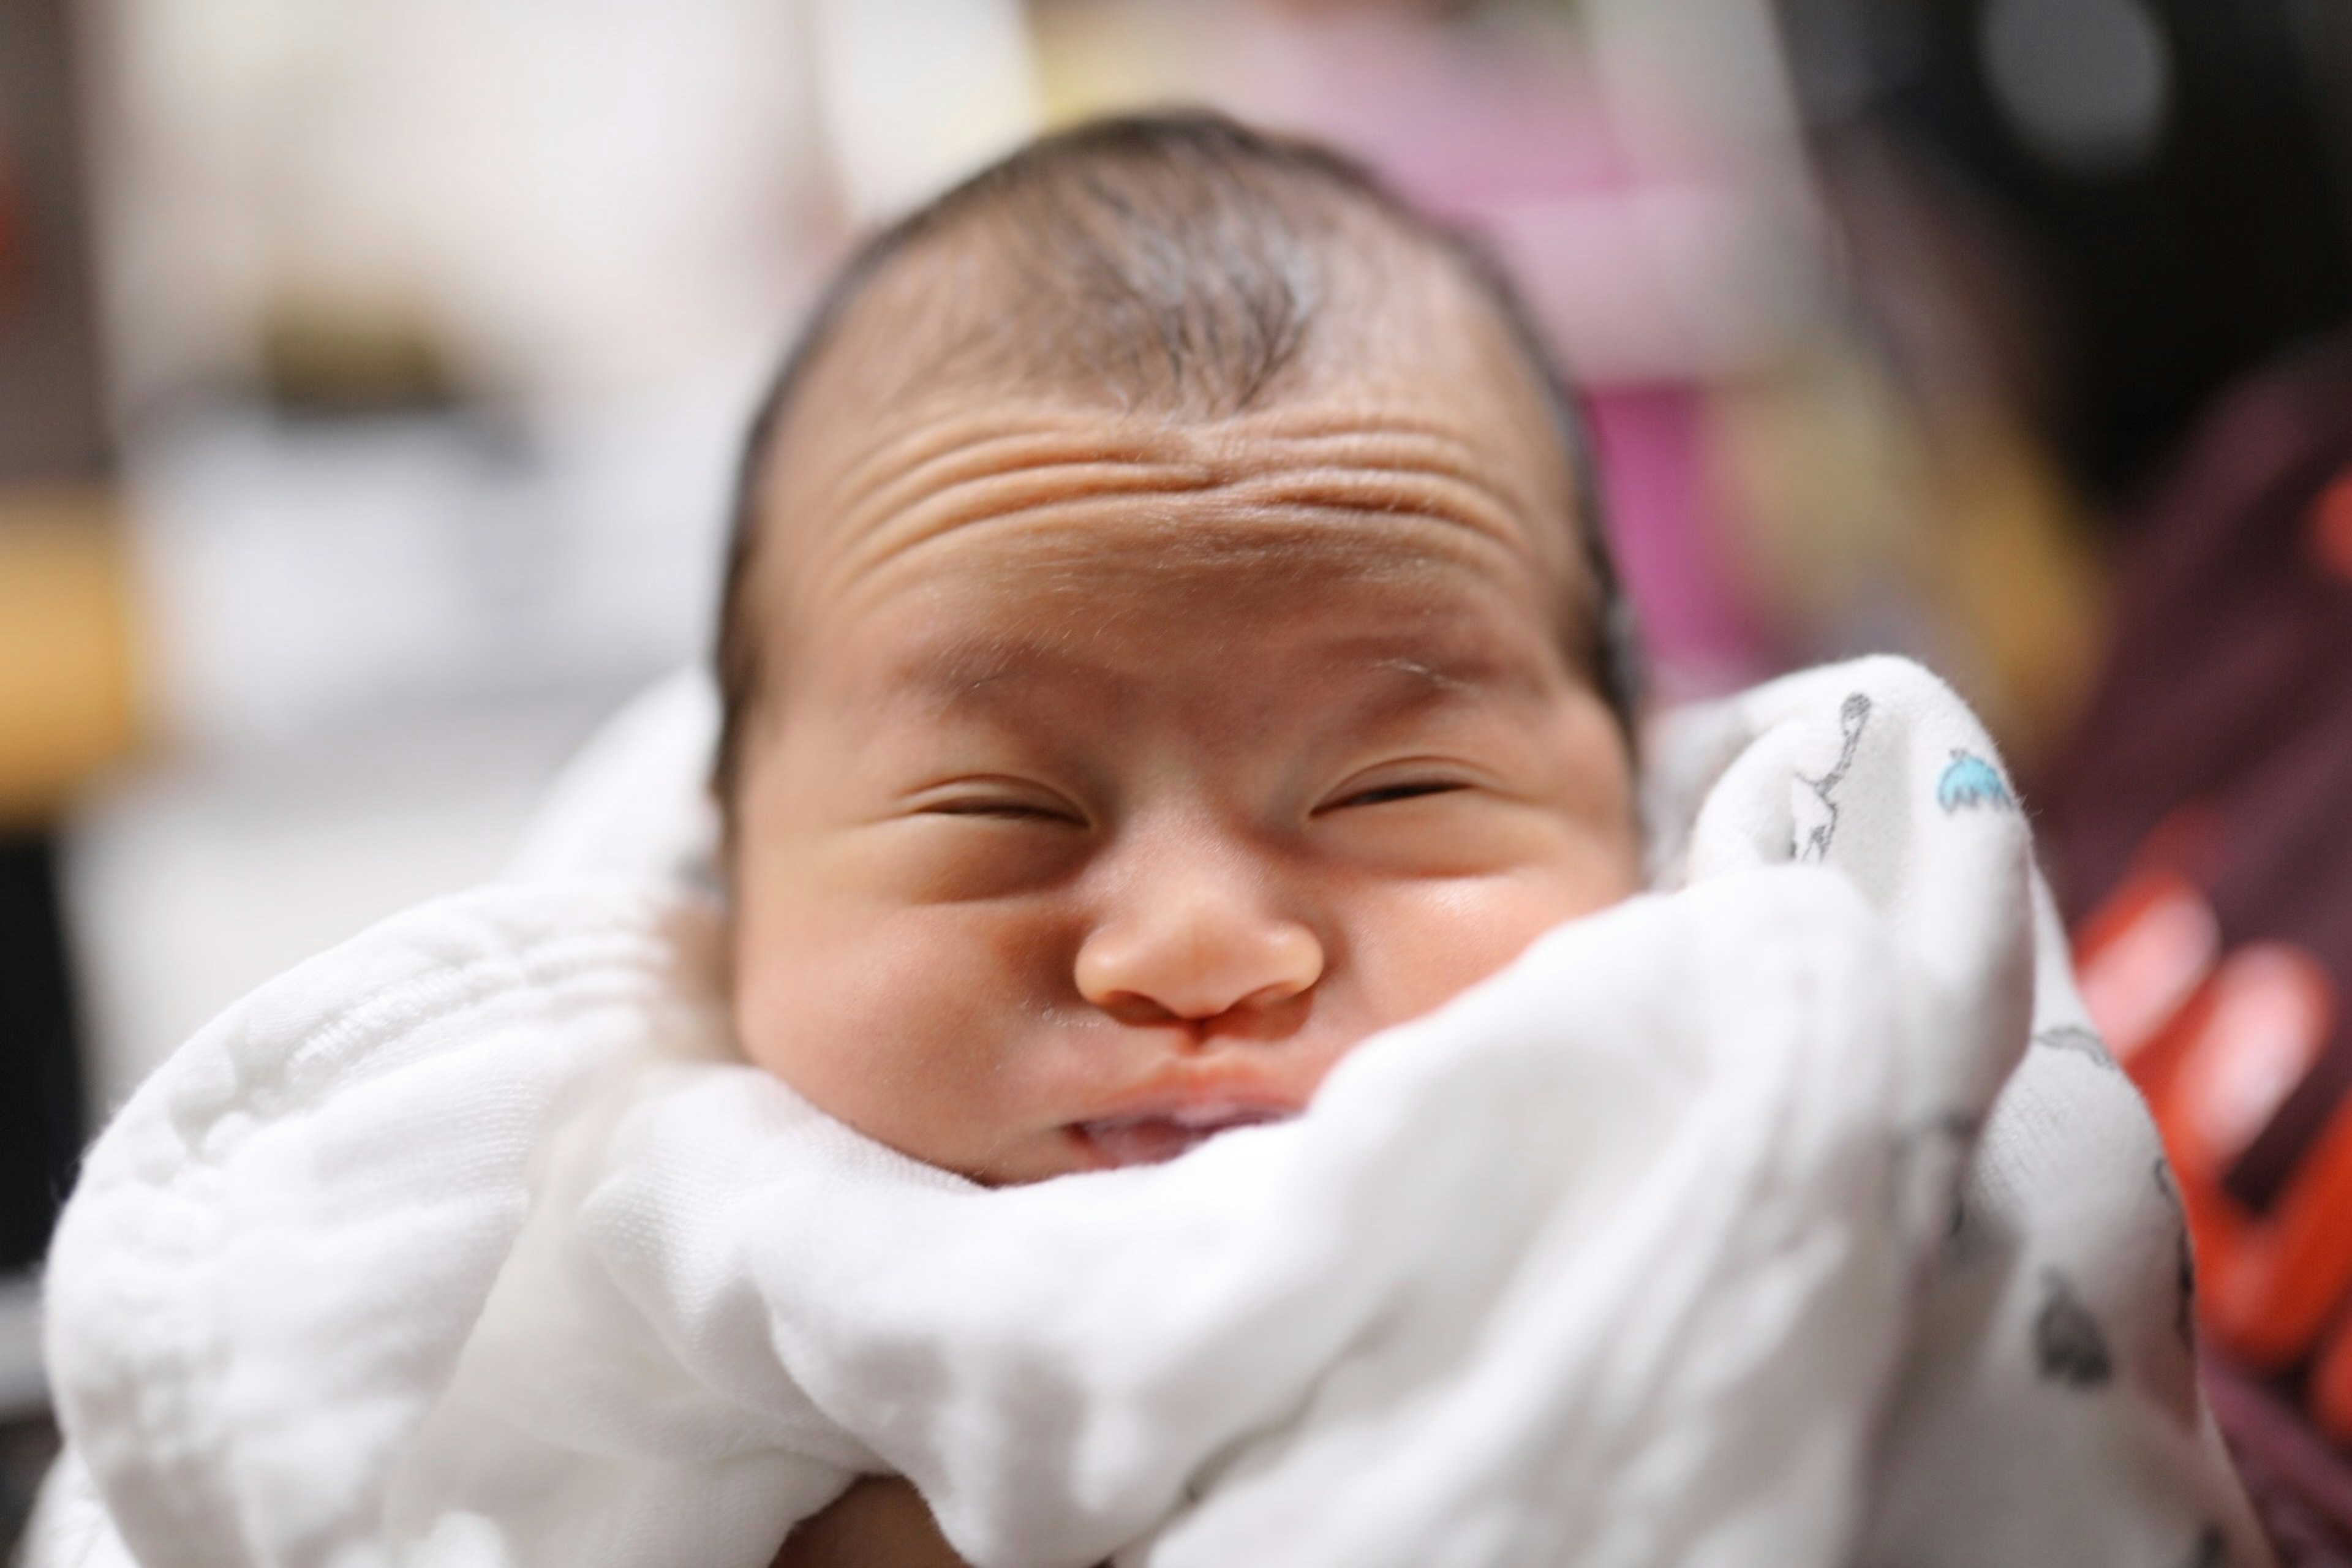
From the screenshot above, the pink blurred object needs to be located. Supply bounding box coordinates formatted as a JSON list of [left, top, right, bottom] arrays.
[[1586, 386, 1772, 698]]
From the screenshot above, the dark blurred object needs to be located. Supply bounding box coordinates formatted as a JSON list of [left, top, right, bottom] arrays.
[[0, 0, 107, 481], [2209, 1355, 2352, 1567], [0, 0, 110, 1282], [0, 1412, 59, 1561], [259, 296, 463, 420], [2043, 333, 2352, 1558], [1781, 0, 2352, 511], [2049, 333, 2352, 1208], [0, 837, 84, 1274]]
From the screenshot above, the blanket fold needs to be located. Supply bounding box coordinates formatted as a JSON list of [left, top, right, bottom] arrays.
[[29, 658, 2271, 1568]]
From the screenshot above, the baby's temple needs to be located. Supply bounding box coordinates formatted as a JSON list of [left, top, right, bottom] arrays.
[[8, 9, 2352, 1566]]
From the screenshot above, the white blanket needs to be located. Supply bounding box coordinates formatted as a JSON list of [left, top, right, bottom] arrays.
[[28, 658, 2269, 1568]]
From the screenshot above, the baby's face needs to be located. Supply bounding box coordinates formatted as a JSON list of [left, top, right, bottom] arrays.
[[729, 311, 1639, 1183]]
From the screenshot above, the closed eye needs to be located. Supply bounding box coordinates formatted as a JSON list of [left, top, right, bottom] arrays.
[[922, 800, 1085, 824], [1322, 779, 1470, 811], [914, 784, 1088, 826]]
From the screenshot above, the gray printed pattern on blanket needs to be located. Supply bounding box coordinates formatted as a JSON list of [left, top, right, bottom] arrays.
[[2037, 1268, 2116, 1389], [1795, 692, 1872, 862], [2037, 1022, 2121, 1070], [1781, 671, 2265, 1568]]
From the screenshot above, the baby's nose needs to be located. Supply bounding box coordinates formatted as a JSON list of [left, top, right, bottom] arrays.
[[1074, 885, 1325, 1026]]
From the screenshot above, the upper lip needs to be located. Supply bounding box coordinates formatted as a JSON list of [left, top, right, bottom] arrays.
[[1069, 1064, 1311, 1132]]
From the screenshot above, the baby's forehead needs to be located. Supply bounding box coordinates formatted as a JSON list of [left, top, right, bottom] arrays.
[[747, 243, 1593, 693], [769, 228, 1580, 535], [764, 387, 1583, 636]]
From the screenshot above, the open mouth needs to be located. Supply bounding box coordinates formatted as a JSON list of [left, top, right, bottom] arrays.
[[1071, 1102, 1297, 1168]]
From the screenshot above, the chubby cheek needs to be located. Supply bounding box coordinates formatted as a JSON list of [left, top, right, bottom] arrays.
[[730, 898, 1074, 1171], [1343, 856, 1639, 1031]]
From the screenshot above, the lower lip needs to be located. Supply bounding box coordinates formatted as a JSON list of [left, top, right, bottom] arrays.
[[1072, 1108, 1295, 1169]]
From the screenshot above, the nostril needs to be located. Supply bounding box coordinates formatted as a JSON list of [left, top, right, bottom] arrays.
[[1084, 970, 1319, 1030], [1093, 986, 1309, 1038], [1233, 979, 1313, 1014], [1096, 990, 1183, 1028]]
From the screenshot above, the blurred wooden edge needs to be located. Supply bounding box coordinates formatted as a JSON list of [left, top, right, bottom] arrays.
[[0, 485, 143, 831]]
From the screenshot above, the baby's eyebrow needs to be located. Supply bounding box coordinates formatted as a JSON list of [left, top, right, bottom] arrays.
[[886, 636, 1106, 711], [1333, 652, 1506, 725], [1361, 654, 1481, 698], [878, 633, 1548, 731]]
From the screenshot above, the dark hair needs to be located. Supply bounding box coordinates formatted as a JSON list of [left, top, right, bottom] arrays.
[[712, 109, 1640, 803]]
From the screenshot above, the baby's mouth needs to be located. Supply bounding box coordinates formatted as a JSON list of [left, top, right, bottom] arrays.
[[1071, 1102, 1295, 1168]]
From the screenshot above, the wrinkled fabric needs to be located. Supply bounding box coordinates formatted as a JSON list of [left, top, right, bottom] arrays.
[[29, 658, 2267, 1568]]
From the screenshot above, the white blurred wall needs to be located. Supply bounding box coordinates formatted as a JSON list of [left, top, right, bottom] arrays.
[[61, 0, 1045, 1104]]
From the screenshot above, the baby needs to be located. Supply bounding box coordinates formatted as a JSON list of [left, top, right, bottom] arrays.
[[712, 109, 1645, 1561], [29, 108, 2271, 1568]]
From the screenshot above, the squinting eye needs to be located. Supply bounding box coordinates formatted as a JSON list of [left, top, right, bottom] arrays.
[[1327, 780, 1468, 810], [919, 797, 1086, 825]]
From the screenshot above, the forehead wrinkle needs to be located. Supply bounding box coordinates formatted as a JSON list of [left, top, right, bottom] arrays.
[[1216, 469, 1531, 546], [832, 453, 1222, 575], [810, 428, 1553, 605], [1245, 407, 1561, 518], [818, 462, 1222, 602], [804, 413, 1184, 545], [818, 413, 1533, 562], [821, 496, 1536, 627]]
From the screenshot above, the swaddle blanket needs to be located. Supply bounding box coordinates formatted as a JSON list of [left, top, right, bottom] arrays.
[[29, 657, 2271, 1568]]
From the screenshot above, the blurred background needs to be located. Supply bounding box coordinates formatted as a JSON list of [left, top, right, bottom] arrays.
[[4, 0, 2351, 1555]]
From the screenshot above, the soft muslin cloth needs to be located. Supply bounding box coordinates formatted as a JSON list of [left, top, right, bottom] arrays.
[[29, 658, 2269, 1568]]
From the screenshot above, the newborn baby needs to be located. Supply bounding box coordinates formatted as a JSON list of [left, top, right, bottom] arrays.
[[718, 112, 1643, 1186], [715, 110, 1642, 1560], [35, 109, 2260, 1568]]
